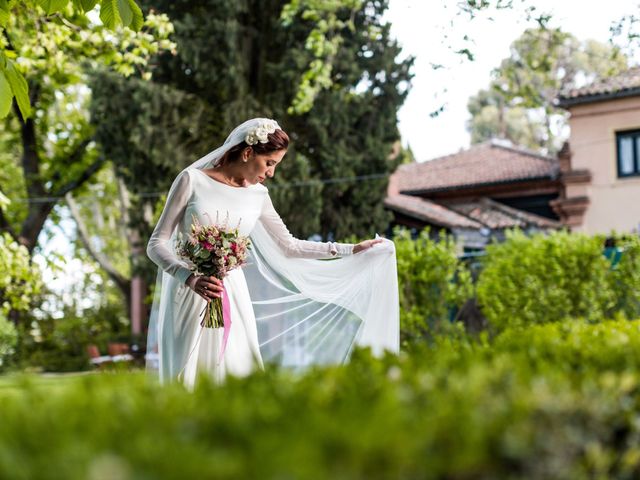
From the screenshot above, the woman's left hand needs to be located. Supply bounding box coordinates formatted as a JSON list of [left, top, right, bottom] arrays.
[[353, 237, 384, 254]]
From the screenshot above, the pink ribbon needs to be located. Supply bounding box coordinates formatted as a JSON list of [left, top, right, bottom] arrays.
[[217, 283, 232, 365]]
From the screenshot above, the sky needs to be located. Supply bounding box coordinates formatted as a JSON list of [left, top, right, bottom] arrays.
[[385, 0, 638, 162]]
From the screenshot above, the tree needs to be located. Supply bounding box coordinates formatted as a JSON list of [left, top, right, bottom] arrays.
[[64, 162, 132, 317], [92, 0, 413, 245], [0, 4, 174, 254], [0, 3, 174, 330], [610, 4, 640, 60], [467, 27, 628, 153], [0, 0, 147, 120]]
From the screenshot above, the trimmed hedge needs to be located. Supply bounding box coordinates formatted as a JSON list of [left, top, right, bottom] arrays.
[[2, 319, 640, 479], [394, 227, 473, 342], [477, 231, 640, 332]]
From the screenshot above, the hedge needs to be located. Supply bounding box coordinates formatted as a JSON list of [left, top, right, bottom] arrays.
[[477, 230, 640, 332], [2, 319, 640, 479], [394, 227, 472, 343]]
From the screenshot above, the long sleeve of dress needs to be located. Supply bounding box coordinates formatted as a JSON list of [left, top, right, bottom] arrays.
[[146, 170, 194, 285], [259, 193, 353, 259]]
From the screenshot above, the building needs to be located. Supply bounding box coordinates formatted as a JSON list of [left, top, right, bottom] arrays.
[[386, 67, 640, 245], [554, 67, 640, 233], [385, 140, 563, 249]]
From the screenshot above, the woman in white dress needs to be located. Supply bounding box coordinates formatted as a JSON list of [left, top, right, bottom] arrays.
[[146, 118, 399, 390]]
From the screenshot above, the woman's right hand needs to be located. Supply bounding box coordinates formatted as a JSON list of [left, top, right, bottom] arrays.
[[186, 274, 224, 301]]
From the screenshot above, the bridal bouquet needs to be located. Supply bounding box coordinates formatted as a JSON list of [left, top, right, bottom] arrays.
[[176, 213, 252, 330]]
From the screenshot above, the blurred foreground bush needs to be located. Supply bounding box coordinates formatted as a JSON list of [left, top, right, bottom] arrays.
[[2, 318, 640, 479]]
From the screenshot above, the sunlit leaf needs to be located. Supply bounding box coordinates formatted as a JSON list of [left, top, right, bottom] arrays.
[[0, 71, 12, 118], [0, 0, 10, 28], [116, 0, 132, 26], [81, 0, 97, 11], [99, 0, 120, 29], [3, 59, 30, 119], [126, 0, 143, 31], [37, 0, 69, 15], [99, 0, 143, 30]]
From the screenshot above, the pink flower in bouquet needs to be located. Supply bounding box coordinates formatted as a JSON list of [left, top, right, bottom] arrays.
[[176, 213, 253, 364], [175, 213, 253, 365]]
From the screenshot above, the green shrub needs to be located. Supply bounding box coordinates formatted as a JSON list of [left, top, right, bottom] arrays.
[[0, 312, 17, 371], [12, 301, 130, 373], [394, 227, 473, 343], [608, 234, 640, 318], [477, 230, 617, 331], [2, 319, 640, 479], [0, 232, 42, 315]]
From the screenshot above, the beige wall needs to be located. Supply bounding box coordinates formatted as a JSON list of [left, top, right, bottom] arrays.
[[567, 95, 640, 234]]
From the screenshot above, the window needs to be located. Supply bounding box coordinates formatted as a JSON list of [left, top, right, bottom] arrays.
[[617, 129, 640, 178]]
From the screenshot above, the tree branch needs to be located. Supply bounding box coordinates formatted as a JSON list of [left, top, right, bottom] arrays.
[[48, 137, 93, 186], [65, 192, 131, 295], [52, 154, 106, 198], [18, 101, 45, 198]]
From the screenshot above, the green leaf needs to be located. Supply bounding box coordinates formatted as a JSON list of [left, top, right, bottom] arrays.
[[0, 71, 11, 118], [80, 0, 97, 11], [71, 0, 96, 12], [116, 0, 132, 26], [0, 0, 10, 28], [3, 59, 30, 119], [37, 0, 69, 14], [99, 0, 120, 29], [0, 189, 9, 208], [126, 0, 143, 31], [100, 0, 142, 30]]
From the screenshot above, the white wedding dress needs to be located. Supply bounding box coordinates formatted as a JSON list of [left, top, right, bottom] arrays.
[[146, 118, 399, 391], [147, 168, 360, 389]]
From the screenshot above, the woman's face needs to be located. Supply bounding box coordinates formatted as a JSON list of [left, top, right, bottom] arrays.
[[242, 148, 286, 185]]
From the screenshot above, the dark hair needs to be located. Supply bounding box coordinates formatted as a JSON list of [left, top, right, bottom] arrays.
[[218, 128, 289, 166]]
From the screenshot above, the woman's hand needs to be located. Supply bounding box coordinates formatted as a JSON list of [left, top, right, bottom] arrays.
[[186, 274, 224, 301], [353, 238, 384, 254]]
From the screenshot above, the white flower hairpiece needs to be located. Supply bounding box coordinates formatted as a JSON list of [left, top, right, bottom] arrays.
[[244, 119, 280, 145]]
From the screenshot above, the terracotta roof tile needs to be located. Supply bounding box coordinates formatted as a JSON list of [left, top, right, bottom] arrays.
[[385, 195, 561, 231], [558, 67, 640, 106], [390, 141, 559, 194], [384, 194, 484, 229], [447, 198, 562, 229]]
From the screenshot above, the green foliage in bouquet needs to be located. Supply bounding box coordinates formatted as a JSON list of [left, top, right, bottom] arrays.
[[476, 230, 632, 332], [394, 227, 473, 344], [2, 318, 640, 479]]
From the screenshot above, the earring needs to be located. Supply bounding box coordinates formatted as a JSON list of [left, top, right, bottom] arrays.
[[243, 158, 248, 162]]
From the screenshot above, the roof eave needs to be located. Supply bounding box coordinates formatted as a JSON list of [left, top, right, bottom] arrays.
[[399, 174, 559, 196], [557, 87, 640, 109]]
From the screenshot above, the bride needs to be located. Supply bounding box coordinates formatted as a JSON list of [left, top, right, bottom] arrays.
[[146, 118, 399, 389]]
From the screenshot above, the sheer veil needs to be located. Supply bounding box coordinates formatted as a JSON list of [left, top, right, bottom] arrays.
[[145, 118, 399, 378]]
